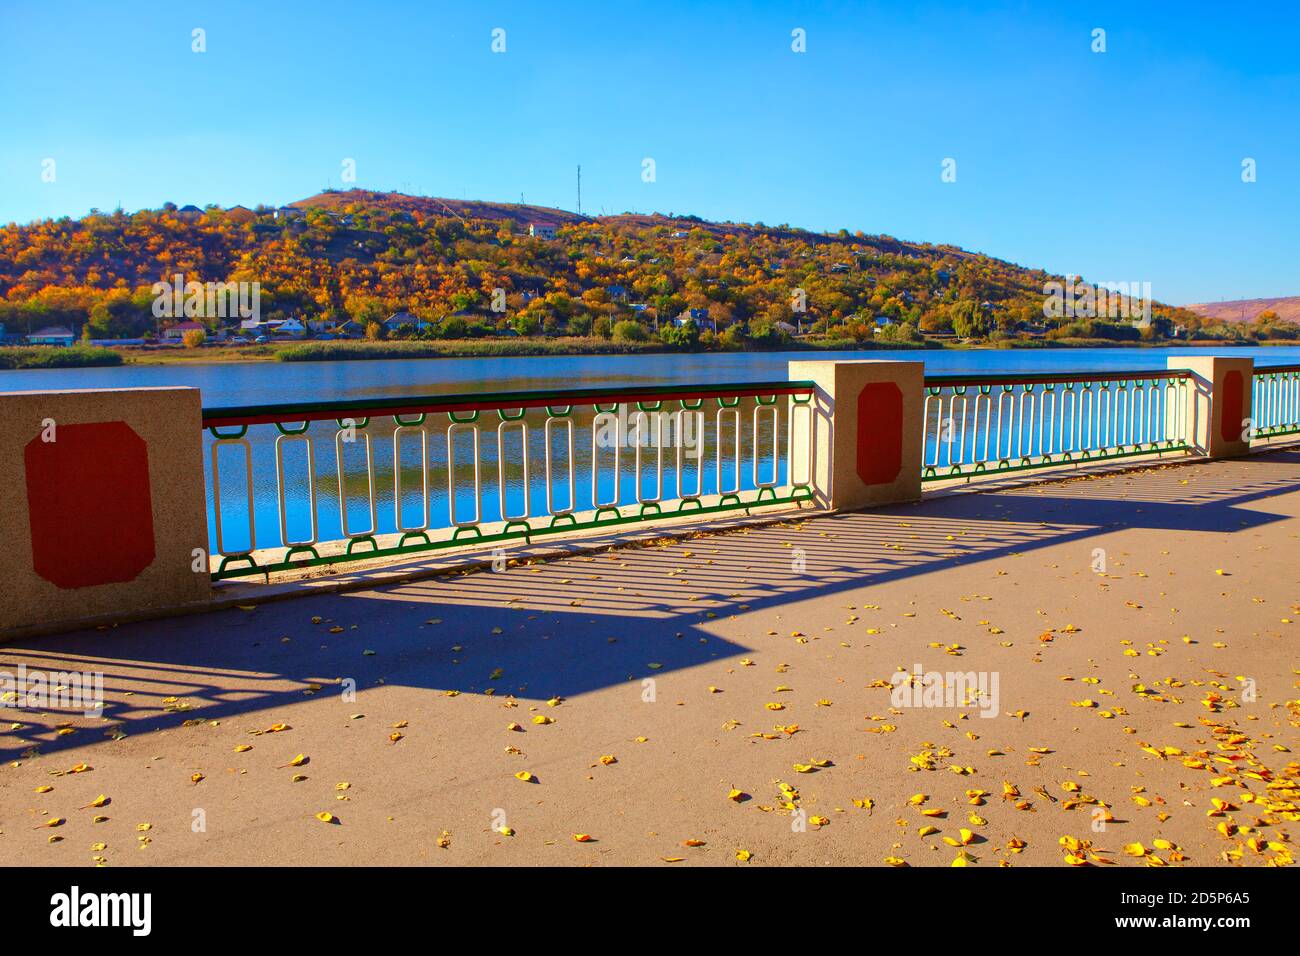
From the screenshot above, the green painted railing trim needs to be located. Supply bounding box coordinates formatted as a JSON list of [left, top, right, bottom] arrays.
[[210, 488, 814, 581], [922, 442, 1192, 481]]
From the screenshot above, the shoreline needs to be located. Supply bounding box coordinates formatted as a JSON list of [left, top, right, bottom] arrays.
[[1, 336, 1295, 371]]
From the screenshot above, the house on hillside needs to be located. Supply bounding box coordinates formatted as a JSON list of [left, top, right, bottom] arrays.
[[176, 205, 204, 220], [675, 308, 716, 332], [225, 205, 256, 224], [528, 223, 557, 240], [607, 284, 628, 301], [240, 317, 282, 332], [383, 311, 428, 333], [274, 206, 305, 221], [162, 321, 207, 342], [331, 320, 365, 339], [29, 326, 76, 346]]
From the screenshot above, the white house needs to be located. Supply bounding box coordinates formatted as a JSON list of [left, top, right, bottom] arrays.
[[528, 223, 557, 240], [162, 320, 207, 342], [240, 317, 283, 332], [276, 318, 307, 337]]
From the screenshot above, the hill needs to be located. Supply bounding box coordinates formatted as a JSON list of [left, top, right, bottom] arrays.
[[1183, 296, 1300, 325], [0, 189, 1240, 345]]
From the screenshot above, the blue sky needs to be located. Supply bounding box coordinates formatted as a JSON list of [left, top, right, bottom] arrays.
[[1, 0, 1297, 304]]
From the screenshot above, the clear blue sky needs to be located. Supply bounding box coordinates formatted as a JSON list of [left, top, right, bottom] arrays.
[[2, 0, 1297, 304]]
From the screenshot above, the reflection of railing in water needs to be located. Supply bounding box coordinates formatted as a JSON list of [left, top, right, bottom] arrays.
[[920, 369, 1192, 481], [202, 382, 817, 580], [1251, 364, 1300, 439]]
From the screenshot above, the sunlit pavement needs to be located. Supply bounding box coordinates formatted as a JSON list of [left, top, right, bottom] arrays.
[[2, 448, 1297, 866]]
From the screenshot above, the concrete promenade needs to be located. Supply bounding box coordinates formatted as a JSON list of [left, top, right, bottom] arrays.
[[2, 449, 1297, 866]]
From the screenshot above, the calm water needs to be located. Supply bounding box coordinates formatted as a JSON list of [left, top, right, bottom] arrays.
[[7, 346, 1297, 558], [2, 346, 1298, 406]]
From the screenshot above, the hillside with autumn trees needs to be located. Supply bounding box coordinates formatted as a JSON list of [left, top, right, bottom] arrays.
[[1, 188, 1285, 349]]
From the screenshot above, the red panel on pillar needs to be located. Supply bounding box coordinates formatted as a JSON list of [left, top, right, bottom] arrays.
[[856, 382, 903, 485], [25, 421, 155, 589], [1220, 370, 1244, 444]]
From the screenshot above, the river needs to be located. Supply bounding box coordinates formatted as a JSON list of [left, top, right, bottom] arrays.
[[2, 346, 1299, 407]]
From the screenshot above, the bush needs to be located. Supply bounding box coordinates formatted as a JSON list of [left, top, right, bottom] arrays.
[[878, 321, 923, 344], [513, 313, 541, 336], [719, 324, 748, 350], [659, 320, 700, 349], [181, 328, 207, 348], [612, 319, 648, 342], [745, 318, 791, 346], [592, 316, 612, 339]]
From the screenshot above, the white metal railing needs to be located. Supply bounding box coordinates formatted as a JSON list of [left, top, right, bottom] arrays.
[[202, 382, 816, 579], [921, 369, 1192, 480], [1251, 365, 1300, 440]]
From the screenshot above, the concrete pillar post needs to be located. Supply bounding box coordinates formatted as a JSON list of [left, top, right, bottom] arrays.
[[788, 360, 924, 511], [1170, 356, 1254, 459], [0, 387, 211, 636]]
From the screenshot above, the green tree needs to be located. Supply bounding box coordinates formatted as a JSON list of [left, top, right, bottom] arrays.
[[949, 299, 988, 338], [659, 319, 699, 349], [612, 319, 648, 342]]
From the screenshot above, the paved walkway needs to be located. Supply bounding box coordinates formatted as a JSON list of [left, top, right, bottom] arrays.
[[2, 449, 1297, 866]]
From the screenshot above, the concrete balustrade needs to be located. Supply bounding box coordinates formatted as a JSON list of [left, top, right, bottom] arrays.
[[0, 387, 211, 637], [1172, 356, 1254, 458], [0, 358, 1281, 637], [788, 359, 925, 511]]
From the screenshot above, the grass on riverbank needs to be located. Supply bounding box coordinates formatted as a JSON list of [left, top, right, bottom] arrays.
[[6, 335, 1290, 369], [275, 337, 667, 362], [276, 336, 942, 362], [0, 345, 123, 370]]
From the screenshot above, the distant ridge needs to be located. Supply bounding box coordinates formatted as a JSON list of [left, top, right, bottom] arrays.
[[1182, 296, 1300, 324]]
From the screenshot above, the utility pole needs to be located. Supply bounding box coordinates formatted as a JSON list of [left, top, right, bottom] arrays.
[[577, 164, 582, 215]]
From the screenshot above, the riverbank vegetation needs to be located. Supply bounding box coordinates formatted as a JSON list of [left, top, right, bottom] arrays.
[[0, 345, 122, 370]]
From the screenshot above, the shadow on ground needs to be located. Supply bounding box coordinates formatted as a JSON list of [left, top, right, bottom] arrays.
[[3, 448, 1297, 762]]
